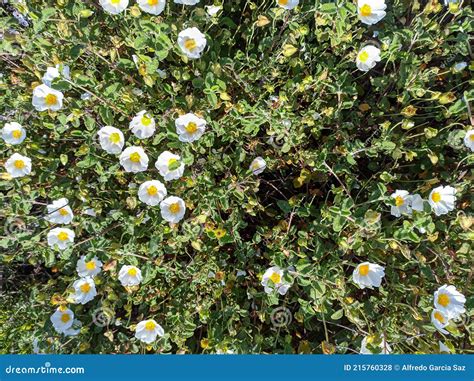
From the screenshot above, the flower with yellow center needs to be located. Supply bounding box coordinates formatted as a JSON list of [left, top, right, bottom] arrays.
[[32, 84, 63, 111], [160, 196, 186, 223], [85, 261, 96, 271], [47, 227, 75, 250], [262, 266, 291, 295], [428, 185, 456, 216], [464, 129, 474, 151], [356, 45, 381, 72], [434, 284, 465, 319], [4, 153, 31, 178], [73, 277, 97, 304], [98, 126, 124, 154], [50, 306, 75, 334], [119, 146, 149, 173], [129, 110, 156, 139], [357, 0, 386, 25], [135, 319, 165, 343], [431, 309, 450, 334], [155, 151, 185, 181], [352, 262, 385, 289], [250, 157, 266, 175], [178, 27, 207, 59], [276, 0, 299, 10], [175, 113, 207, 143], [138, 180, 167, 206], [99, 0, 129, 15], [119, 265, 142, 286], [45, 198, 74, 224], [2, 122, 26, 145]]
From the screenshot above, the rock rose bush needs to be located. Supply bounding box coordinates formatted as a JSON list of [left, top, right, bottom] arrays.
[[1, 0, 472, 354]]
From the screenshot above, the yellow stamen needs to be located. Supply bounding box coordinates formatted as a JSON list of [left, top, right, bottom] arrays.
[[278, 0, 289, 5], [45, 94, 58, 106], [59, 208, 69, 216], [395, 195, 404, 207], [359, 264, 370, 276], [168, 158, 178, 169], [358, 51, 369, 63], [61, 313, 71, 323], [141, 115, 152, 126], [111, 0, 120, 4], [12, 130, 22, 139], [148, 0, 159, 6], [185, 122, 198, 134], [434, 311, 445, 323], [145, 321, 156, 331], [109, 132, 121, 144], [80, 283, 91, 293], [128, 267, 137, 277], [129, 152, 141, 163], [360, 4, 372, 17], [269, 272, 281, 284], [14, 160, 25, 169], [438, 294, 450, 307], [147, 185, 158, 196], [431, 192, 441, 203], [169, 202, 181, 214], [470, 134, 474, 142], [184, 39, 197, 52], [85, 261, 96, 271], [57, 231, 69, 241]]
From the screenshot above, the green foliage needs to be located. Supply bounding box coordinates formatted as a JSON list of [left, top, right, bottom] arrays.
[[1, 0, 473, 354]]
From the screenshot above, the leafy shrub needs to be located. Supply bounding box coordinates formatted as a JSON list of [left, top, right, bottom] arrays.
[[1, 0, 473, 354]]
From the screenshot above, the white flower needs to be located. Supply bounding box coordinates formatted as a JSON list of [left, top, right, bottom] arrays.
[[32, 84, 63, 112], [98, 126, 125, 154], [2, 122, 26, 145], [206, 5, 222, 16], [138, 180, 167, 206], [129, 110, 156, 139], [42, 64, 70, 86], [463, 129, 474, 152], [261, 266, 291, 295], [137, 0, 165, 15], [99, 0, 129, 14], [431, 309, 450, 335], [119, 146, 149, 173], [76, 256, 102, 278], [177, 27, 207, 59], [390, 190, 424, 217], [390, 190, 411, 217], [276, 0, 299, 10], [5, 153, 31, 178], [45, 198, 74, 224], [250, 157, 266, 175], [72, 277, 97, 305], [135, 319, 165, 344], [357, 0, 386, 25], [360, 335, 391, 354], [439, 341, 451, 353], [47, 227, 75, 250], [50, 306, 74, 334], [352, 262, 385, 289], [155, 151, 185, 181], [160, 196, 186, 223], [428, 185, 456, 216], [175, 113, 206, 143], [118, 265, 143, 286], [174, 0, 200, 5], [434, 284, 466, 319], [356, 45, 381, 72]]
